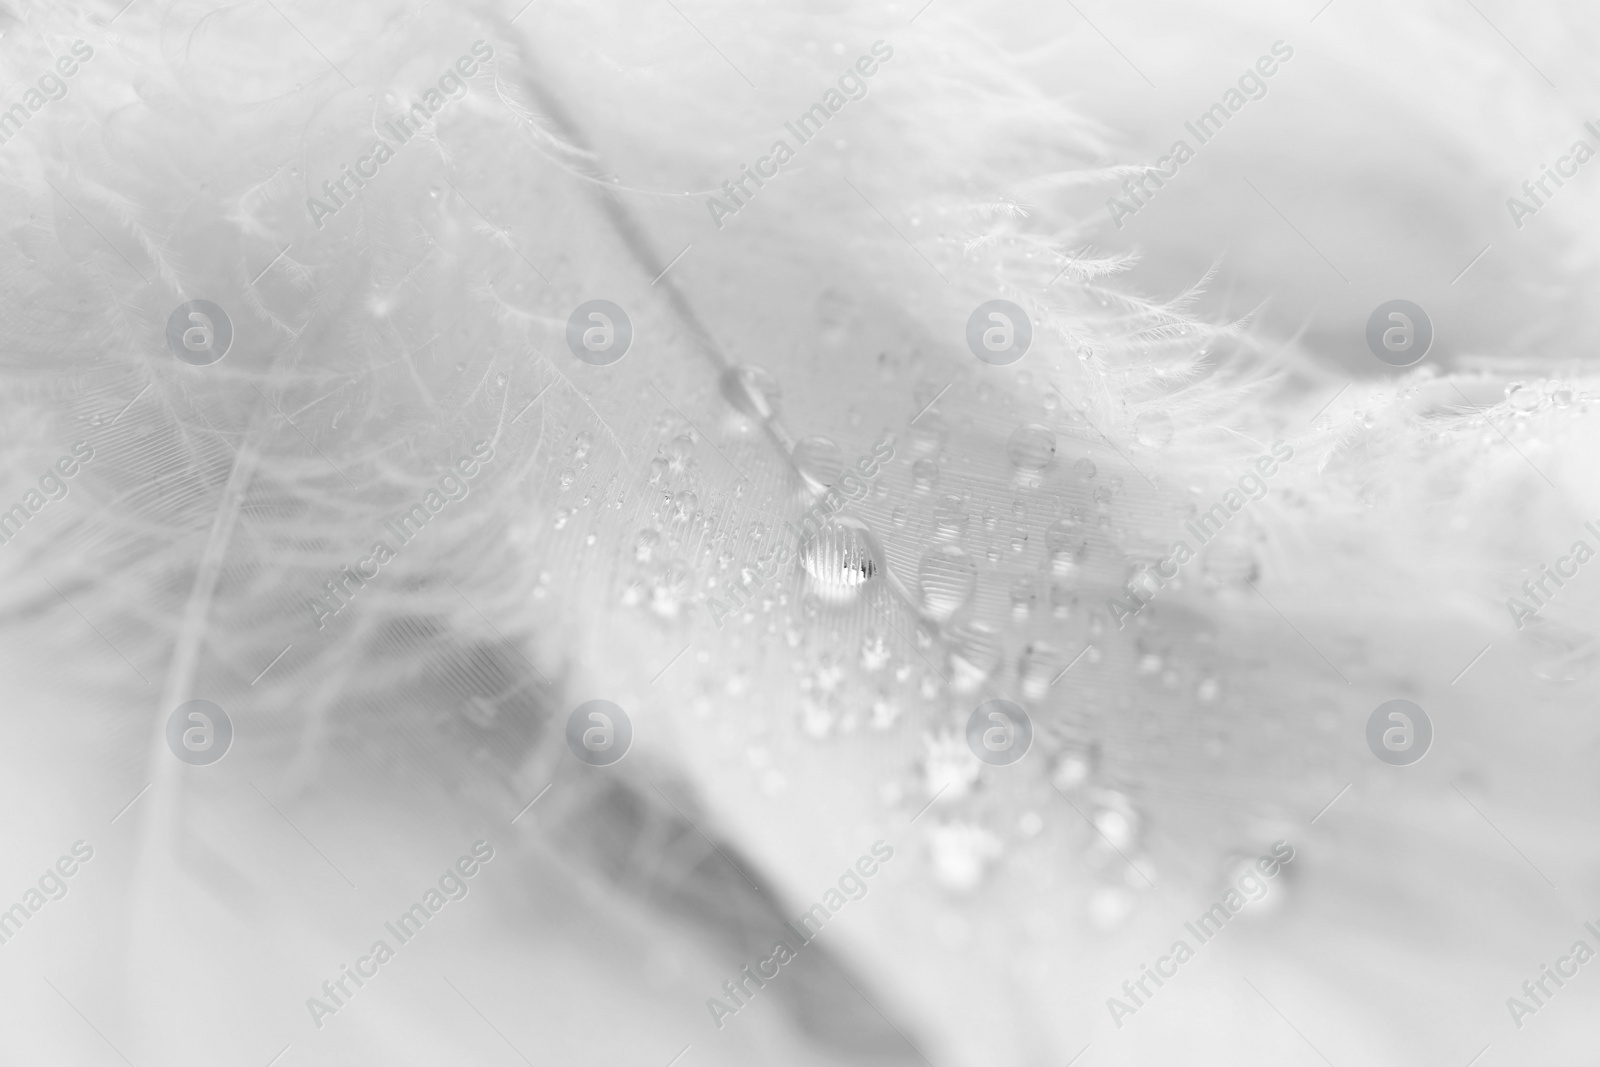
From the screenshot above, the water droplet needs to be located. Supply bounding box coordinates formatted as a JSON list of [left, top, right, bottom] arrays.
[[917, 545, 976, 619], [912, 458, 939, 490], [1045, 520, 1083, 576], [559, 468, 575, 489], [1093, 793, 1140, 850], [1201, 536, 1259, 585], [800, 521, 880, 600], [1074, 457, 1097, 479], [573, 430, 593, 459], [1018, 642, 1059, 700], [794, 436, 844, 488], [1133, 410, 1173, 448], [861, 632, 890, 671], [672, 491, 697, 520], [634, 529, 661, 561], [721, 364, 781, 420], [666, 434, 695, 472], [1010, 578, 1035, 618], [928, 822, 1003, 893], [949, 621, 1000, 692], [933, 495, 968, 533], [1006, 424, 1057, 470], [1506, 382, 1541, 412]]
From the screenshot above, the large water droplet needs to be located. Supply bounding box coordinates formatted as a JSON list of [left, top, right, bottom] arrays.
[[1506, 381, 1541, 412], [1133, 410, 1173, 448], [800, 521, 879, 601], [1006, 424, 1057, 470], [917, 545, 976, 619]]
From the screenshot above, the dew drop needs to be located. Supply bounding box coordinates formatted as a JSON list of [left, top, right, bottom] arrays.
[[721, 364, 781, 420], [933, 494, 967, 533], [1133, 410, 1173, 448], [1006, 424, 1057, 470], [1506, 382, 1541, 412], [1045, 520, 1083, 576], [1201, 536, 1260, 585], [794, 436, 844, 488], [800, 521, 880, 600]]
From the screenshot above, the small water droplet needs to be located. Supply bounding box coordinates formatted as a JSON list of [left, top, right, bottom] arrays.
[[917, 545, 976, 619], [1045, 520, 1082, 576], [912, 458, 939, 490], [794, 436, 844, 488], [721, 364, 782, 420], [1074, 457, 1097, 479], [933, 495, 967, 533]]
